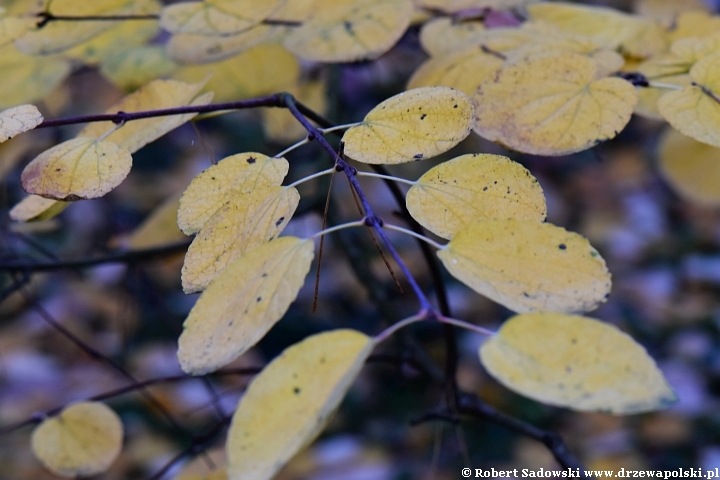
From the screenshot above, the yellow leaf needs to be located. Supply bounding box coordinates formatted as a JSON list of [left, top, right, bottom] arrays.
[[635, 0, 709, 26], [181, 185, 300, 293], [0, 15, 32, 48], [418, 17, 485, 57], [407, 45, 504, 96], [406, 154, 546, 240], [178, 153, 289, 235], [658, 52, 720, 148], [166, 24, 285, 64], [15, 0, 160, 55], [100, 46, 178, 92], [126, 194, 187, 249], [63, 12, 160, 64], [437, 219, 611, 313], [31, 401, 123, 477], [177, 236, 314, 375], [0, 45, 71, 109], [0, 104, 42, 143], [160, 0, 286, 36], [177, 469, 227, 480], [342, 86, 474, 164], [173, 44, 299, 102], [226, 329, 373, 480], [9, 195, 68, 222], [268, 0, 317, 23], [668, 11, 720, 42], [479, 312, 676, 414], [418, 0, 535, 12], [283, 0, 413, 62], [21, 137, 132, 201], [262, 80, 327, 143], [658, 127, 720, 206], [473, 52, 637, 156], [78, 79, 213, 154]]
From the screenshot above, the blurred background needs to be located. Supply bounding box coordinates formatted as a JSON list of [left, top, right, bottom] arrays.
[[1, 0, 720, 478]]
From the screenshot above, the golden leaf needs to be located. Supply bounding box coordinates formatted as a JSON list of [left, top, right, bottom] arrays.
[[177, 237, 314, 375], [9, 195, 68, 222], [160, 0, 286, 36], [0, 104, 42, 143], [21, 137, 133, 201], [406, 154, 546, 239], [31, 401, 123, 477], [343, 86, 475, 164], [0, 45, 70, 109], [473, 52, 637, 156], [480, 312, 676, 414], [227, 330, 373, 480], [437, 219, 611, 313]]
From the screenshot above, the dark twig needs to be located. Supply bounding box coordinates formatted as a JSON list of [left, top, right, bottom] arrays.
[[456, 392, 589, 474]]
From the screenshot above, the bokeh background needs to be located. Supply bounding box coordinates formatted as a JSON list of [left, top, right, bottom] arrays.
[[2, 0, 720, 478]]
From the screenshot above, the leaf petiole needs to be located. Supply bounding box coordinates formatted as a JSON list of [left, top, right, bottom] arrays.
[[274, 136, 312, 158], [288, 167, 336, 188], [383, 223, 444, 250], [356, 171, 416, 187], [375, 310, 430, 342], [437, 316, 495, 337], [309, 219, 366, 240], [648, 82, 683, 90]]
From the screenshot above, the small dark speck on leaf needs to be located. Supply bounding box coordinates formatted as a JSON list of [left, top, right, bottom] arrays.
[[420, 114, 426, 120], [256, 296, 262, 302], [558, 244, 566, 250], [247, 156, 256, 164], [483, 186, 488, 191], [293, 387, 301, 395], [414, 153, 423, 160], [275, 217, 285, 226], [571, 338, 577, 344], [453, 104, 458, 108]]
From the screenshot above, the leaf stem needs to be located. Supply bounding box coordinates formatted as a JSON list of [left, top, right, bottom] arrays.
[[319, 122, 362, 133], [309, 220, 365, 240], [375, 311, 429, 343], [383, 223, 444, 249], [274, 136, 312, 158], [648, 81, 683, 90], [356, 171, 416, 187], [288, 167, 335, 188], [437, 316, 495, 337]]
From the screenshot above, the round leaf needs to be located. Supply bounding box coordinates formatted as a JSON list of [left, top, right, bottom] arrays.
[[437, 219, 611, 313], [0, 104, 43, 143], [342, 86, 475, 164], [21, 137, 133, 201], [658, 52, 720, 148], [0, 45, 71, 109], [480, 312, 677, 414], [473, 52, 637, 156], [31, 401, 123, 477], [181, 185, 300, 293], [177, 153, 289, 235], [283, 0, 413, 62], [166, 25, 283, 64], [227, 329, 373, 480], [160, 0, 286, 36], [658, 127, 720, 205], [178, 236, 314, 375], [406, 154, 546, 240]]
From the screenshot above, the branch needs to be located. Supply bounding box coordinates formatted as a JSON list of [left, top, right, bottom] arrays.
[[456, 392, 589, 474]]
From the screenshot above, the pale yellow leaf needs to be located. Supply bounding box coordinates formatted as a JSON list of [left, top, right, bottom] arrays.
[[0, 45, 71, 109], [181, 185, 299, 293], [15, 0, 160, 55], [407, 45, 503, 96], [343, 86, 474, 164], [9, 195, 68, 222], [0, 104, 42, 143], [668, 11, 720, 42], [160, 0, 286, 36], [283, 0, 414, 62], [126, 194, 187, 249], [418, 17, 485, 57], [268, 0, 318, 23], [178, 153, 289, 235], [0, 15, 32, 48], [262, 80, 327, 143], [78, 79, 213, 154], [166, 25, 285, 64], [100, 46, 178, 92], [177, 470, 227, 480], [437, 219, 611, 313], [406, 154, 546, 240], [227, 329, 373, 480], [658, 127, 720, 205], [658, 52, 720, 148], [480, 312, 676, 414], [21, 137, 132, 201], [63, 13, 160, 64], [177, 237, 314, 375], [635, 0, 709, 26], [173, 44, 299, 102], [473, 52, 637, 156], [418, 0, 535, 12], [31, 401, 123, 477]]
